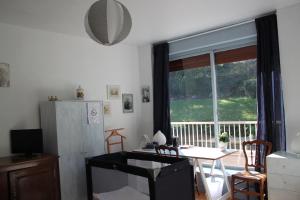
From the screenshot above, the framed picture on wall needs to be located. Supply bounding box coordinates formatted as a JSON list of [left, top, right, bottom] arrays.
[[122, 93, 133, 113], [103, 101, 111, 115], [107, 85, 121, 99], [142, 86, 150, 103], [0, 63, 10, 87]]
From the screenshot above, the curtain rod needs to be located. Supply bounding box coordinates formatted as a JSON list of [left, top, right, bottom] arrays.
[[168, 19, 255, 44]]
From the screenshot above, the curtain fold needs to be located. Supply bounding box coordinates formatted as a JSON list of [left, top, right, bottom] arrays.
[[255, 14, 286, 152], [153, 43, 172, 144]]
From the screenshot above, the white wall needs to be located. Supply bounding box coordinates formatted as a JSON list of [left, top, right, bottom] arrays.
[[0, 22, 141, 157], [277, 3, 300, 152], [138, 45, 153, 142]]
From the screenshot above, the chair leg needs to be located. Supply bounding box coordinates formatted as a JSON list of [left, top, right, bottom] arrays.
[[246, 182, 250, 200], [231, 176, 235, 200], [259, 180, 265, 200]]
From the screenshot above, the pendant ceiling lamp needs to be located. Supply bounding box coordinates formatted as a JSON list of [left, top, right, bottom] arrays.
[[86, 0, 132, 46]]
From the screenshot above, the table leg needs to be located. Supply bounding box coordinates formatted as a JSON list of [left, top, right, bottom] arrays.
[[196, 159, 213, 200], [192, 158, 200, 194], [196, 159, 230, 200], [193, 158, 197, 176], [210, 160, 216, 182], [219, 158, 230, 195]]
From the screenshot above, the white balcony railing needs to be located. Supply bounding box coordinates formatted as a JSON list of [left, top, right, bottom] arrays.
[[171, 121, 257, 150]]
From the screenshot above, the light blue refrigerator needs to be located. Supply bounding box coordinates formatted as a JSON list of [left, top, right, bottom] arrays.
[[40, 101, 105, 200]]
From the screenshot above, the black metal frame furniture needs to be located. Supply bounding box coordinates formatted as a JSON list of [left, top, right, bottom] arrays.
[[86, 151, 195, 200]]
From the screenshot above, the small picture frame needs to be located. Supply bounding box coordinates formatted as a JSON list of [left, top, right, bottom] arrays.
[[0, 63, 10, 87], [107, 85, 121, 99], [122, 93, 134, 113], [103, 101, 111, 115], [142, 86, 150, 103]]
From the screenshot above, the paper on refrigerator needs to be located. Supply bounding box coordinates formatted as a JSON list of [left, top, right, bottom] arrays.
[[87, 102, 101, 124]]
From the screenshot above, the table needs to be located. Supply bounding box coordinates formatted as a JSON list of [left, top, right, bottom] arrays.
[[134, 146, 237, 200]]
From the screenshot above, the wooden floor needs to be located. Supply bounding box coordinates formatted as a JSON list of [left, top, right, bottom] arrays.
[[195, 192, 207, 200]]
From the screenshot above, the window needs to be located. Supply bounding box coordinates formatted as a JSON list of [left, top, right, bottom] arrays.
[[215, 46, 257, 122], [169, 45, 257, 167], [169, 54, 213, 122]]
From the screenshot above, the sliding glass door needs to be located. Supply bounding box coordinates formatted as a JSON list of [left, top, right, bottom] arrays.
[[169, 45, 257, 153]]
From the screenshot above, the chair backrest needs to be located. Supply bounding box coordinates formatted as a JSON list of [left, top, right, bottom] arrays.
[[155, 145, 179, 157], [242, 140, 272, 173]]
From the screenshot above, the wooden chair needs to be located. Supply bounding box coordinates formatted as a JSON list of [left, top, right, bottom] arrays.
[[155, 145, 179, 157], [231, 140, 272, 200]]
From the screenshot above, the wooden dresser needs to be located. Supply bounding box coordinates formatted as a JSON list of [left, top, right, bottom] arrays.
[[267, 151, 300, 200], [0, 154, 60, 200]]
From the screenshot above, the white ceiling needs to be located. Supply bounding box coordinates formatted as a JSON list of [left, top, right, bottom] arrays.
[[0, 0, 299, 46]]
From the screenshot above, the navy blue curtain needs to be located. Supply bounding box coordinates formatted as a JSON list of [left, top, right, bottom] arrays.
[[256, 14, 286, 152], [153, 43, 172, 144]]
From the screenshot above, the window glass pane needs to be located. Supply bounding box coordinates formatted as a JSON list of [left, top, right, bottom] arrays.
[[169, 66, 213, 122], [216, 59, 257, 121]]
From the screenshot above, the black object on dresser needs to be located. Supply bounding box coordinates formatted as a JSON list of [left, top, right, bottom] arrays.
[[0, 154, 60, 200]]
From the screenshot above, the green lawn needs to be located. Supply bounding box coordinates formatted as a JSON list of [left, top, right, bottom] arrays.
[[170, 97, 257, 122]]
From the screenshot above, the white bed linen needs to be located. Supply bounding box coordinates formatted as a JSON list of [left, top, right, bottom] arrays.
[[93, 186, 149, 200]]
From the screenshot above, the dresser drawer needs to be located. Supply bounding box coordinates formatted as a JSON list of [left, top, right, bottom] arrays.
[[269, 188, 300, 200], [267, 156, 300, 176], [268, 173, 300, 192]]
